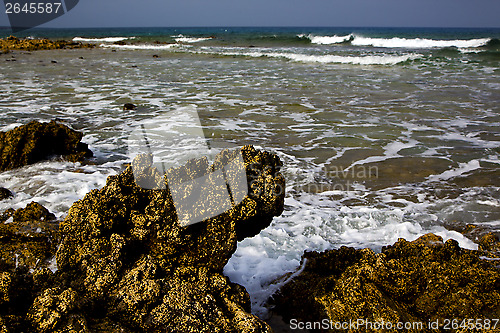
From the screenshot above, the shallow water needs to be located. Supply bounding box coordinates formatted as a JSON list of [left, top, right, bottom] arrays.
[[1, 27, 499, 317]]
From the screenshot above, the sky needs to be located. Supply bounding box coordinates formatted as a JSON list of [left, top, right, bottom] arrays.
[[1, 0, 500, 29]]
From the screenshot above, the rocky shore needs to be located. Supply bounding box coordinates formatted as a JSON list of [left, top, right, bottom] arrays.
[[0, 36, 94, 53], [1, 121, 499, 332], [273, 233, 500, 332], [0, 120, 93, 172]]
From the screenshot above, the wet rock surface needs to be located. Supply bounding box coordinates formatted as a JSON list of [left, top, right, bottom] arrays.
[[0, 202, 59, 332], [0, 188, 13, 201], [0, 202, 58, 272], [0, 36, 94, 52], [273, 233, 500, 332], [1, 145, 285, 332], [0, 120, 93, 172]]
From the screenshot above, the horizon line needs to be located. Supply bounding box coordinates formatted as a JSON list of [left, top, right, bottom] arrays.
[[2, 25, 500, 30]]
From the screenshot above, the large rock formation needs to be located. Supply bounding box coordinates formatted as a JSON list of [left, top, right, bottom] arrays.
[[1, 145, 286, 332], [273, 234, 500, 332], [0, 121, 93, 172]]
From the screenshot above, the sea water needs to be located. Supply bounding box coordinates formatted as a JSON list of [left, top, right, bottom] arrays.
[[1, 27, 499, 317]]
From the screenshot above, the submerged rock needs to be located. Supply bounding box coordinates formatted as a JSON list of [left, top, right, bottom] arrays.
[[0, 145, 284, 332], [273, 234, 500, 332], [0, 120, 93, 172], [123, 103, 137, 110], [0, 188, 13, 201]]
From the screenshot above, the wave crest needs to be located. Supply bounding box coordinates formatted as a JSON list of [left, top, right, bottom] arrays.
[[299, 34, 354, 45], [300, 34, 491, 49], [173, 34, 213, 43], [99, 43, 177, 50], [73, 37, 135, 43], [352, 36, 491, 49]]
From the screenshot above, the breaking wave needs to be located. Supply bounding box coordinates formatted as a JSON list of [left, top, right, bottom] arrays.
[[73, 36, 135, 43], [302, 34, 491, 49]]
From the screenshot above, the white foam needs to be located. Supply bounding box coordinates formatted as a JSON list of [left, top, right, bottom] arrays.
[[194, 48, 421, 65], [302, 34, 353, 45], [477, 200, 500, 207], [73, 37, 135, 43], [427, 159, 481, 182], [173, 34, 213, 43], [0, 161, 119, 219], [351, 36, 491, 49], [225, 191, 478, 318], [277, 52, 420, 65], [99, 43, 177, 50]]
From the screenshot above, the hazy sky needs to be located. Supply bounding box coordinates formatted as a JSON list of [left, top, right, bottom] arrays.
[[1, 0, 500, 29]]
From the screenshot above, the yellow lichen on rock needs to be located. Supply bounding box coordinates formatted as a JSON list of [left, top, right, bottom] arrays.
[[1, 36, 93, 52], [274, 234, 500, 332]]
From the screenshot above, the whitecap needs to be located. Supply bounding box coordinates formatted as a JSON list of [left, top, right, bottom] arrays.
[[73, 36, 135, 43], [351, 36, 491, 49], [99, 43, 177, 50], [173, 34, 213, 43], [301, 34, 353, 45]]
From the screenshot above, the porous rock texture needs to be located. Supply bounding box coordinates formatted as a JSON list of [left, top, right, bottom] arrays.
[[1, 145, 285, 332], [0, 202, 58, 271], [274, 233, 500, 332], [0, 120, 93, 172], [0, 202, 59, 332]]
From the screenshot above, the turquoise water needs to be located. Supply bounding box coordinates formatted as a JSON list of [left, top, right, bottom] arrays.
[[1, 27, 499, 317]]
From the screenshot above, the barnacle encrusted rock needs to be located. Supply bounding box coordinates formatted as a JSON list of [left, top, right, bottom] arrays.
[[0, 36, 94, 52], [0, 202, 58, 271], [273, 234, 500, 332], [35, 145, 285, 332], [0, 121, 93, 172]]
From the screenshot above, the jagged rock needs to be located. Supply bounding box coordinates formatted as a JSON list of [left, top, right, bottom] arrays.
[[0, 121, 93, 172], [0, 202, 58, 271], [274, 234, 500, 332], [26, 145, 284, 332], [0, 188, 13, 201]]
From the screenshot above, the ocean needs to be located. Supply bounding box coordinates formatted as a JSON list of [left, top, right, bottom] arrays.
[[1, 27, 499, 317]]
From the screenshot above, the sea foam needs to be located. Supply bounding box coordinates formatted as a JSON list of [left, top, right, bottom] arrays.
[[303, 34, 491, 49], [299, 34, 353, 45], [99, 43, 178, 50], [173, 34, 213, 43], [351, 36, 491, 49], [194, 48, 421, 65], [73, 37, 135, 43]]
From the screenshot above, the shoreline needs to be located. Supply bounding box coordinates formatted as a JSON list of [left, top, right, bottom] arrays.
[[1, 121, 499, 332], [2, 28, 499, 330], [0, 36, 94, 53]]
